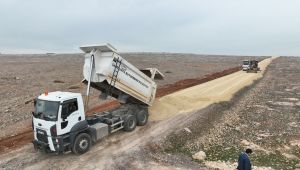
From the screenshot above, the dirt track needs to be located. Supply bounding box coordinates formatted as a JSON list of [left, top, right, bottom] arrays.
[[0, 57, 274, 169]]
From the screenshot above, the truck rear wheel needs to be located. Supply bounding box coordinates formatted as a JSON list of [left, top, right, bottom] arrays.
[[136, 110, 148, 126], [72, 133, 91, 154], [123, 115, 136, 132]]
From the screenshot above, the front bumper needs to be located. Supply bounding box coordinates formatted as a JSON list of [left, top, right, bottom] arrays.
[[32, 140, 51, 152], [33, 135, 69, 153]]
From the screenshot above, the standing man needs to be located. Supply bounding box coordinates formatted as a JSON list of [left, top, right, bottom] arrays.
[[237, 148, 252, 170]]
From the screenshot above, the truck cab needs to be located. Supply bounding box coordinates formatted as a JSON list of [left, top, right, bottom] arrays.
[[242, 60, 250, 71], [242, 60, 260, 73], [32, 91, 87, 153]]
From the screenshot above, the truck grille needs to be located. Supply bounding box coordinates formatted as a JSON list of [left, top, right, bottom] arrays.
[[36, 129, 48, 143]]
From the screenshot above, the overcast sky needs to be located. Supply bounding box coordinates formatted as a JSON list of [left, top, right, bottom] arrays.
[[0, 0, 300, 55]]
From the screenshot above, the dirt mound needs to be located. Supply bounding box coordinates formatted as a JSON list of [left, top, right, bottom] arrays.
[[156, 67, 241, 97], [0, 130, 33, 153]]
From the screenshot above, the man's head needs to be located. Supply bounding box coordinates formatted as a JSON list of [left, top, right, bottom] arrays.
[[245, 148, 253, 154]]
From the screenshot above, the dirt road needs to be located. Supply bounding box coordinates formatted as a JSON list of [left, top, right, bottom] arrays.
[[0, 57, 274, 169], [150, 57, 276, 120]]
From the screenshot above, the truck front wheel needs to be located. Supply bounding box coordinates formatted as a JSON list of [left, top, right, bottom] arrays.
[[72, 133, 91, 154], [123, 115, 137, 132]]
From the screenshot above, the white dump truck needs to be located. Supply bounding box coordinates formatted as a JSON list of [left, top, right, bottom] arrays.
[[242, 60, 260, 73], [32, 43, 163, 154]]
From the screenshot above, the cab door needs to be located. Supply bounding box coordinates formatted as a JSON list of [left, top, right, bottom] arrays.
[[57, 98, 83, 135]]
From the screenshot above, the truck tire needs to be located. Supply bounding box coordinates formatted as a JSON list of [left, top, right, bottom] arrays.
[[72, 133, 91, 154], [123, 115, 137, 132], [136, 110, 148, 126]]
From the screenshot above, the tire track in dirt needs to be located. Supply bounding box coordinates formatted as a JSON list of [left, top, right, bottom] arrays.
[[0, 66, 241, 154]]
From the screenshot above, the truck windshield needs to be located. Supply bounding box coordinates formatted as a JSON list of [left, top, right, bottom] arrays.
[[243, 61, 249, 65], [34, 100, 59, 121]]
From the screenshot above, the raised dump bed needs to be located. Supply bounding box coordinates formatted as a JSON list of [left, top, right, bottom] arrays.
[[81, 43, 160, 106]]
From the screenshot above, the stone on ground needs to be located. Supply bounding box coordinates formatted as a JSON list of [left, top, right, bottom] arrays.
[[192, 151, 206, 161]]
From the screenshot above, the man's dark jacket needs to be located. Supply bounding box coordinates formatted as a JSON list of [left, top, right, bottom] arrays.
[[237, 152, 252, 170]]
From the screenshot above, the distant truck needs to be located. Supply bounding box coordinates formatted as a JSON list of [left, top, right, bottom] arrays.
[[242, 60, 260, 73], [32, 43, 163, 154]]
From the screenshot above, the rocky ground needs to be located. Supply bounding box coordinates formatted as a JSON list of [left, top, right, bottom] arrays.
[[142, 57, 300, 169]]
